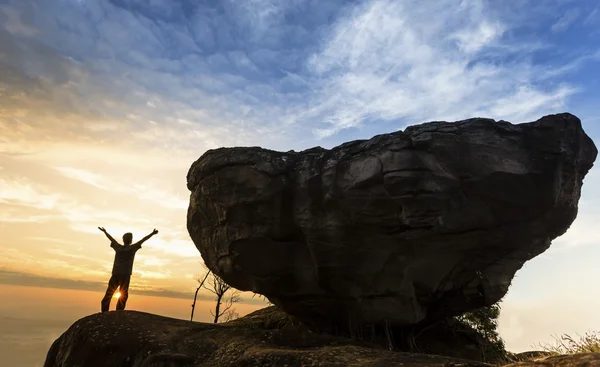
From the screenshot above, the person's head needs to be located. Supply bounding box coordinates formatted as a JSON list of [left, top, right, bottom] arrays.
[[123, 232, 133, 246]]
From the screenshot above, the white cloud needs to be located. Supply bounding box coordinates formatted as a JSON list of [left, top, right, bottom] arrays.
[[0, 212, 57, 223], [53, 166, 188, 210], [451, 20, 505, 54], [3, 0, 593, 147], [0, 177, 152, 230], [26, 237, 80, 246], [0, 174, 200, 261], [137, 270, 172, 280], [238, 0, 284, 34], [303, 0, 580, 137], [53, 166, 108, 190], [0, 177, 62, 210], [148, 237, 200, 258], [485, 85, 575, 121], [0, 247, 109, 278], [136, 254, 170, 268], [538, 50, 600, 80]]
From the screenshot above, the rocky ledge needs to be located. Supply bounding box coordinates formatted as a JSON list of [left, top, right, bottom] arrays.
[[44, 308, 491, 367], [44, 307, 600, 367]]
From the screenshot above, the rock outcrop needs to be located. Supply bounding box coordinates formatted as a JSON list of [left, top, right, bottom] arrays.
[[43, 308, 494, 367], [43, 308, 600, 367], [187, 113, 597, 328]]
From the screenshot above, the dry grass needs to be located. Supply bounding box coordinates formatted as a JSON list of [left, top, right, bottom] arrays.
[[537, 331, 600, 354]]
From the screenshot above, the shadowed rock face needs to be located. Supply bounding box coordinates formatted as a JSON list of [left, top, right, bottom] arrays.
[[187, 113, 597, 328]]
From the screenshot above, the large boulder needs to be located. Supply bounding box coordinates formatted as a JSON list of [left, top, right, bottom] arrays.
[[186, 113, 597, 328]]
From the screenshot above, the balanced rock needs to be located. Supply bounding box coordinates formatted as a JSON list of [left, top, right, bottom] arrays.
[[186, 113, 597, 328]]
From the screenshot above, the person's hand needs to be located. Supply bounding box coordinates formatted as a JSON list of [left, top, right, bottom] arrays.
[[98, 227, 106, 232], [152, 229, 159, 235]]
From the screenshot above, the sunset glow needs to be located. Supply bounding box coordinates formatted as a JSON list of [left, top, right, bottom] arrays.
[[113, 291, 121, 299], [0, 0, 599, 357]]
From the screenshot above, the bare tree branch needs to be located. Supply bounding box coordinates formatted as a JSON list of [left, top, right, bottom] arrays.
[[194, 269, 241, 323], [222, 308, 240, 322], [190, 270, 211, 322]]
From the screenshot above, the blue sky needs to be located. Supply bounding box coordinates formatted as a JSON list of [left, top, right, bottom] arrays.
[[0, 0, 599, 352], [3, 0, 599, 147]]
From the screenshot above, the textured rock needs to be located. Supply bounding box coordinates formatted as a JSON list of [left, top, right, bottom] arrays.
[[187, 113, 597, 328], [43, 308, 494, 367]]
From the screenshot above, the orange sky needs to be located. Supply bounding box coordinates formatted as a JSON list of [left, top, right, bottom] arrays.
[[0, 284, 264, 323], [0, 117, 227, 298], [0, 114, 271, 328], [0, 284, 265, 367], [1, 1, 600, 354]]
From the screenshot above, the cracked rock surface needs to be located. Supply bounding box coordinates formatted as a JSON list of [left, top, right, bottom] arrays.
[[186, 113, 597, 328]]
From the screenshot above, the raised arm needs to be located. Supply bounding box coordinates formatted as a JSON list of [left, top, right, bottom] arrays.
[[98, 227, 118, 245], [133, 229, 158, 248]]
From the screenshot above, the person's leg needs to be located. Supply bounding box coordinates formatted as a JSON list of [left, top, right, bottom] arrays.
[[101, 275, 119, 312], [116, 275, 131, 311]]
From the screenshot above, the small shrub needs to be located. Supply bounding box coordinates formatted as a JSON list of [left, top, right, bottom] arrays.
[[454, 303, 510, 363]]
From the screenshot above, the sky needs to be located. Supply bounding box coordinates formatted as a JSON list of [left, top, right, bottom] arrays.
[[0, 284, 265, 367], [0, 0, 599, 354]]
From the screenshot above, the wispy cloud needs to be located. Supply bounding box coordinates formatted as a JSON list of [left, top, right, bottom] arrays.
[[0, 213, 56, 223], [451, 20, 506, 54], [584, 7, 599, 26], [0, 177, 62, 210], [53, 167, 108, 190], [0, 176, 153, 230], [0, 248, 109, 279], [551, 9, 581, 33], [53, 166, 188, 209], [302, 0, 588, 137], [2, 0, 595, 146]]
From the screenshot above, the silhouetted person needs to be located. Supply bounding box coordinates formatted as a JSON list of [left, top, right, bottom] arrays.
[[99, 227, 158, 312]]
